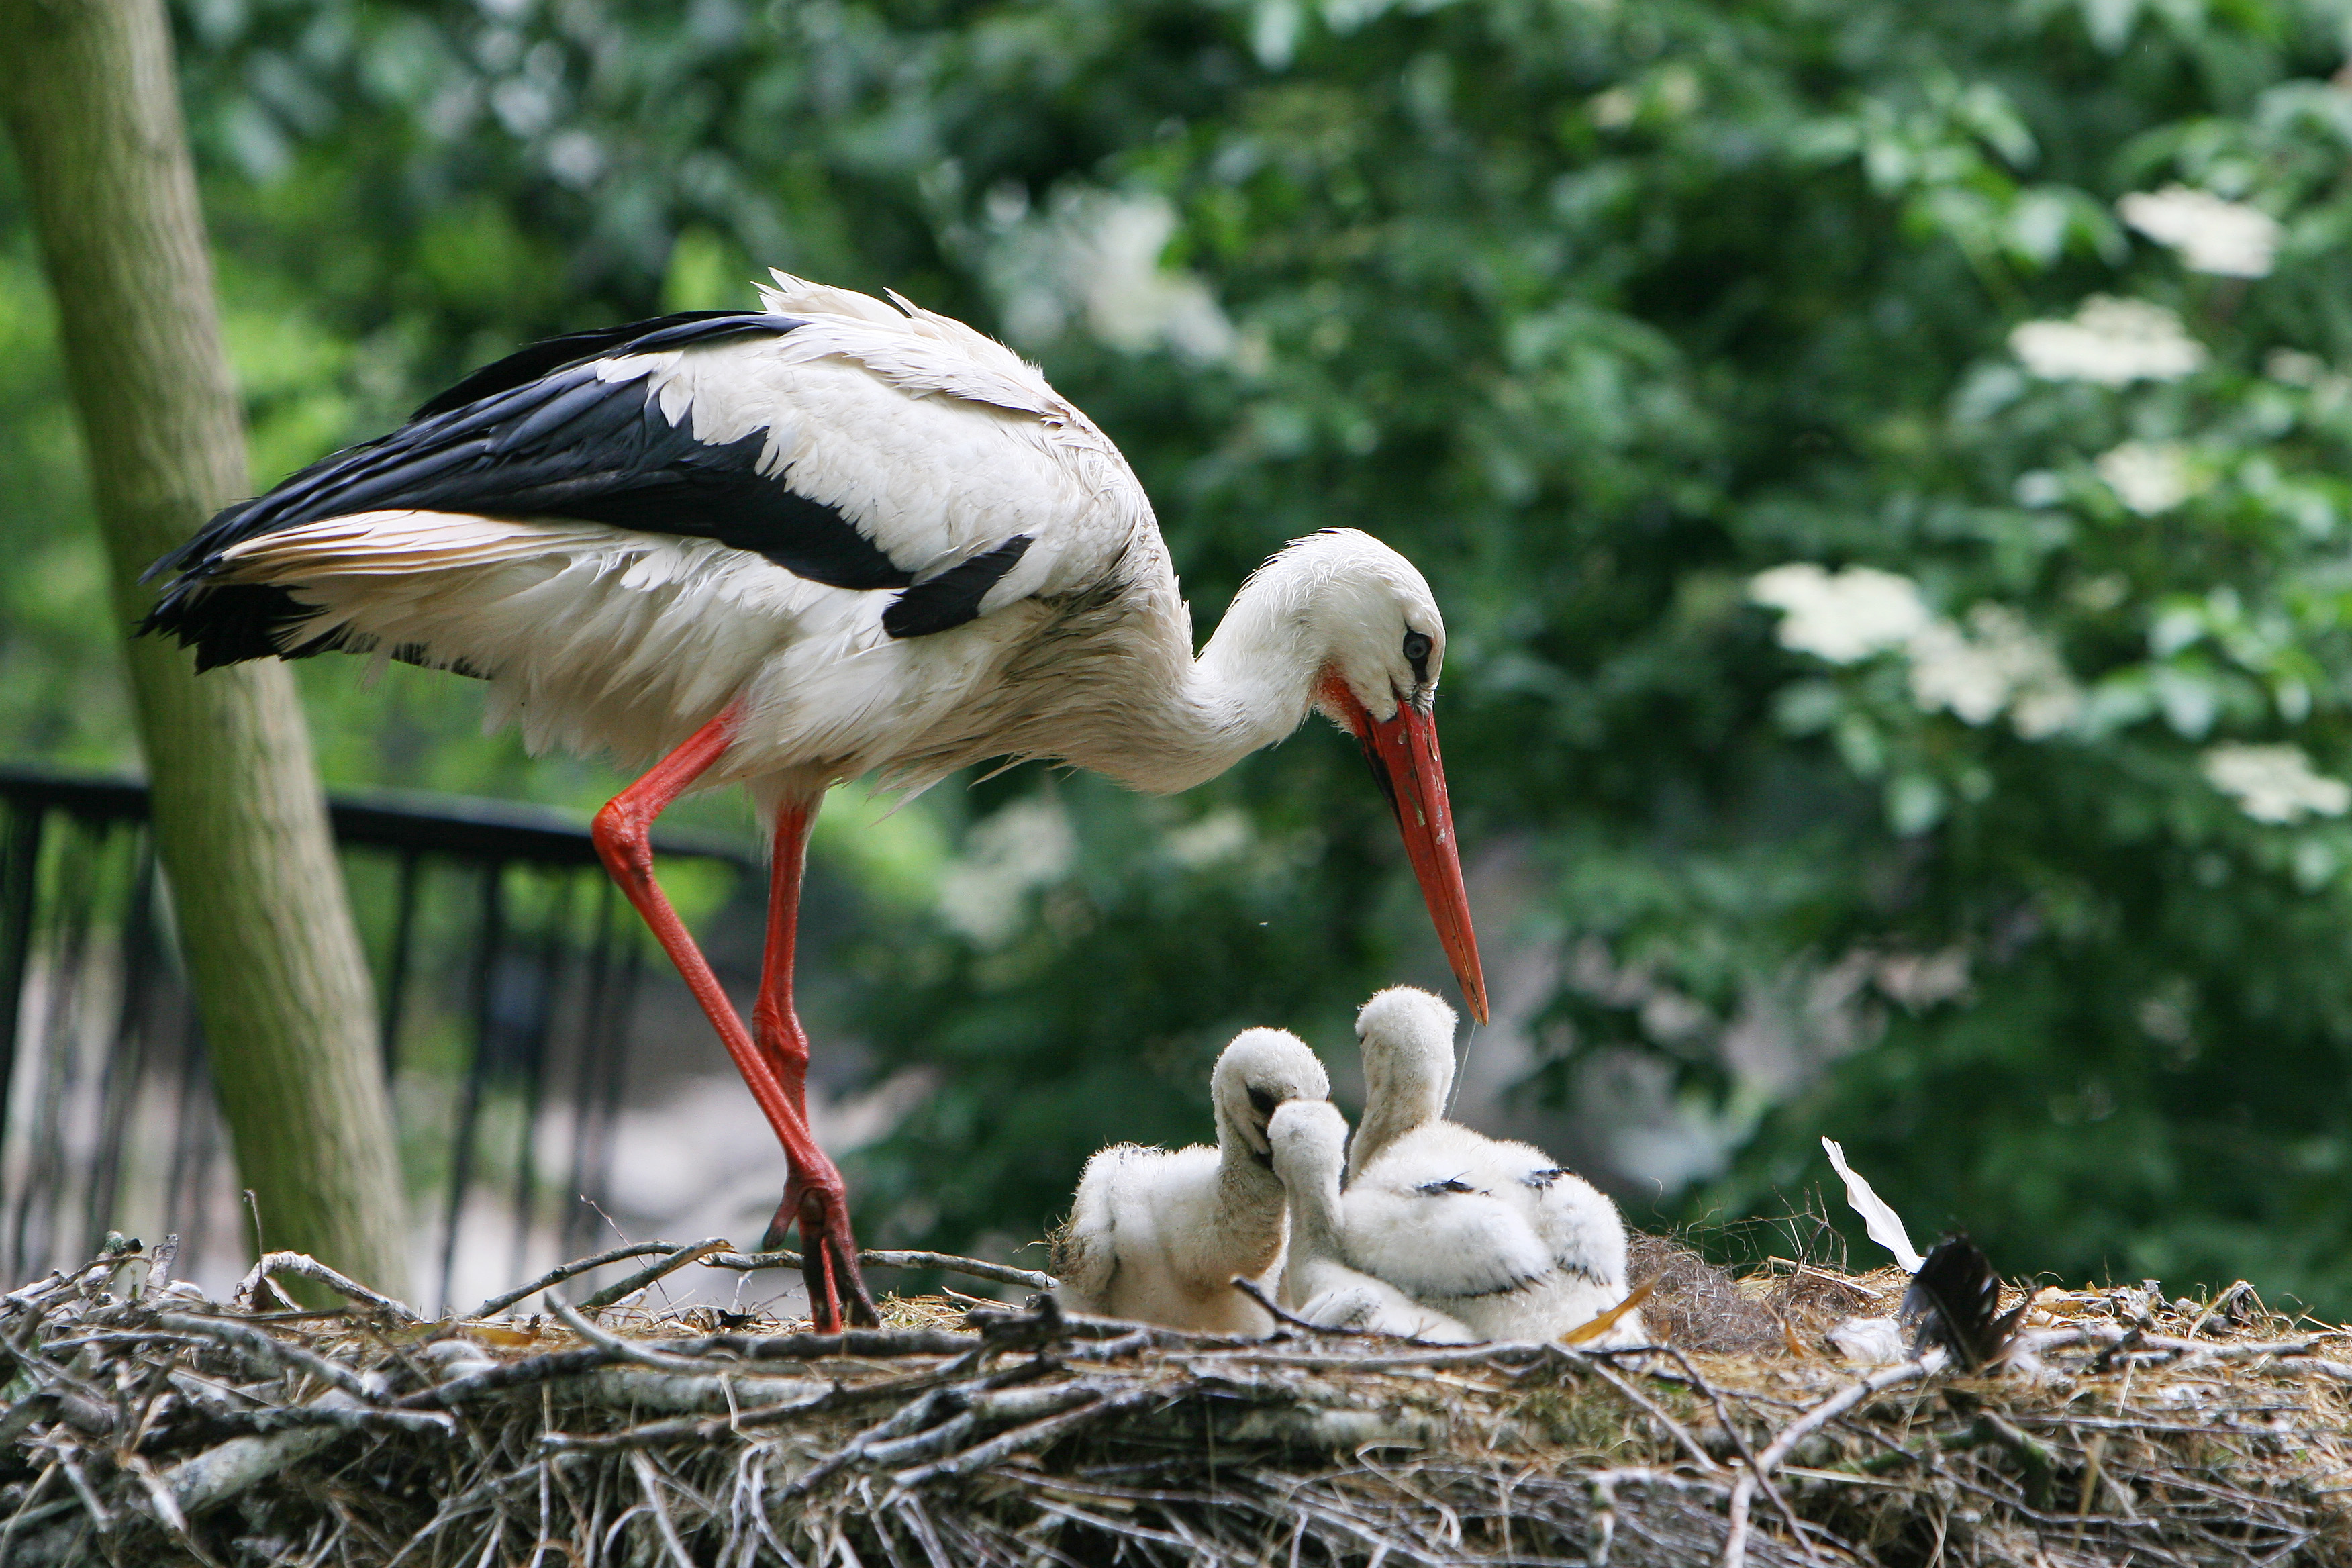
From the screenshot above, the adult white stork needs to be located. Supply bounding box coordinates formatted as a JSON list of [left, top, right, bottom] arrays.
[[140, 273, 1489, 1332]]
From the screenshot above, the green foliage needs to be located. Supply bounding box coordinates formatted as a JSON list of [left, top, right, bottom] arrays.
[[7, 0, 2352, 1306]]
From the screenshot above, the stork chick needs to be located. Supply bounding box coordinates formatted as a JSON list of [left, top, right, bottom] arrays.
[[1343, 987, 1647, 1346], [1270, 1099, 1475, 1342], [1052, 1028, 1329, 1334]]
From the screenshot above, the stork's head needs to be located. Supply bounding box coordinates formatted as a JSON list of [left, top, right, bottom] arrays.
[[1267, 1097, 1352, 1195], [1356, 985, 1459, 1120], [1212, 1027, 1331, 1167], [1273, 530, 1487, 1024]]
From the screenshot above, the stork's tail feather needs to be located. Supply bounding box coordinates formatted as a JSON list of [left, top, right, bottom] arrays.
[[141, 578, 332, 671]]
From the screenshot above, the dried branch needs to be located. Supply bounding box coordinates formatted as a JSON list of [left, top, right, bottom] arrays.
[[0, 1240, 2338, 1568], [231, 1252, 415, 1320], [151, 1312, 379, 1402], [577, 1239, 732, 1312], [1230, 1275, 1367, 1337], [892, 1387, 1160, 1487], [1722, 1358, 1934, 1568], [1653, 1343, 1832, 1568], [705, 1247, 1057, 1292], [548, 1298, 719, 1372], [469, 1242, 679, 1320]]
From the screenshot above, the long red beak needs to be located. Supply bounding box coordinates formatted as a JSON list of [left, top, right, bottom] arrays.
[[1324, 677, 1489, 1024]]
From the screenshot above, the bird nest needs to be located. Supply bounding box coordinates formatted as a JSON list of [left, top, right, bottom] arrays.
[[3, 1235, 2350, 1567]]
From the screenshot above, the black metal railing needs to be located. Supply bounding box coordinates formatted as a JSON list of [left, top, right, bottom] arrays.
[[0, 767, 750, 1309]]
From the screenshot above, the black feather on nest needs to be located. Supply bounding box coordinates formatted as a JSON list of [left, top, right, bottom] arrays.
[[1900, 1234, 2039, 1371]]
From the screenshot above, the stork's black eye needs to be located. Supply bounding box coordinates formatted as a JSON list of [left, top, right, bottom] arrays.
[[1402, 632, 1433, 679], [1246, 1087, 1280, 1116]]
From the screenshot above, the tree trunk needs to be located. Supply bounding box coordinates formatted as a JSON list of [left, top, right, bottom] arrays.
[[0, 0, 411, 1298]]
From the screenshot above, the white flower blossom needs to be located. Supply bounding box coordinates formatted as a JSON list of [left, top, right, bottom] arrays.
[[1748, 565, 1931, 664], [2010, 296, 2204, 385], [990, 189, 1236, 363], [936, 798, 1075, 946], [1907, 605, 2081, 737], [2095, 441, 2193, 514], [1755, 569, 2081, 738], [2201, 744, 2351, 824], [1162, 808, 1253, 868], [2118, 185, 2281, 279]]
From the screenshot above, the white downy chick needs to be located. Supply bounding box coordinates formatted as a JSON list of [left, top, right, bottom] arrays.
[[1343, 986, 1647, 1347], [1270, 1099, 1475, 1342], [1052, 1027, 1329, 1333]]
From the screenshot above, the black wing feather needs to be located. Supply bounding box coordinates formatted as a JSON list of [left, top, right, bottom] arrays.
[[883, 536, 1033, 639], [1901, 1233, 2035, 1371], [408, 310, 776, 420]]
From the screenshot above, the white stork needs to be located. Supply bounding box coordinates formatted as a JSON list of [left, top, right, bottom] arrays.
[[140, 273, 1489, 1332]]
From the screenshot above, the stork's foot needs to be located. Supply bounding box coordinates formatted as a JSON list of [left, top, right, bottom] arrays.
[[761, 1181, 879, 1331]]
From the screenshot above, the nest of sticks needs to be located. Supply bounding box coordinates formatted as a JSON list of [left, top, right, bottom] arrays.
[[2, 1233, 2349, 1567]]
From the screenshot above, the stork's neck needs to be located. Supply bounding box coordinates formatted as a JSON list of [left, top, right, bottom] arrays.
[[1280, 1159, 1349, 1284], [1210, 1101, 1283, 1203], [1090, 562, 1328, 795], [1347, 1047, 1453, 1183]]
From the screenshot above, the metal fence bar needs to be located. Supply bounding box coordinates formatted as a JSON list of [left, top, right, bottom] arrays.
[[0, 766, 749, 1297], [0, 807, 45, 1144], [379, 848, 422, 1081], [505, 873, 572, 1286], [83, 842, 157, 1255], [438, 858, 507, 1316]]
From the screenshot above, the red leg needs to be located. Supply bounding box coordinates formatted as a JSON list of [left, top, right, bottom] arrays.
[[753, 797, 818, 1113], [750, 795, 876, 1325], [589, 712, 874, 1330]]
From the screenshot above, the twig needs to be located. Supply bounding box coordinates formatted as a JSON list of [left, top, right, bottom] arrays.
[[1230, 1276, 1366, 1338], [861, 1383, 1106, 1468], [1589, 1467, 1732, 1567], [628, 1451, 697, 1568], [58, 1454, 109, 1531], [393, 1348, 614, 1410], [159, 1401, 456, 1442], [705, 1247, 1058, 1293], [232, 1252, 415, 1320], [779, 1388, 959, 1501], [538, 1385, 870, 1451], [892, 1387, 1157, 1487], [665, 1327, 977, 1361], [1653, 1344, 1829, 1567], [1189, 1342, 1552, 1373], [777, 1360, 1060, 1500], [2186, 1281, 2255, 1339], [548, 1298, 720, 1372], [119, 1453, 225, 1568], [152, 1313, 378, 1402], [1578, 1353, 1723, 1476], [162, 1395, 373, 1516], [577, 1240, 732, 1312], [1722, 1358, 1933, 1568], [471, 1243, 679, 1320]]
